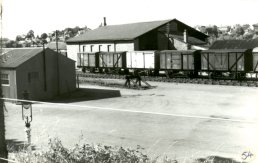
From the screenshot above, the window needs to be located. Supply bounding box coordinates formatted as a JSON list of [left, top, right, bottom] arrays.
[[0, 73, 10, 85], [82, 46, 86, 52], [107, 45, 111, 52], [99, 45, 102, 52], [90, 45, 94, 52], [28, 72, 39, 83]]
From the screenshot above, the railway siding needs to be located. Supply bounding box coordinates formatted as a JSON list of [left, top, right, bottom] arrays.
[[76, 72, 258, 88]]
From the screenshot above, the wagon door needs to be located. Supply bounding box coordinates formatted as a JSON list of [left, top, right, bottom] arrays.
[[213, 53, 228, 71], [229, 52, 245, 72], [144, 52, 155, 69], [201, 52, 208, 70], [83, 53, 89, 67], [182, 54, 194, 70], [133, 51, 144, 68], [89, 53, 96, 67], [106, 53, 114, 68], [114, 53, 122, 68], [171, 52, 181, 70]]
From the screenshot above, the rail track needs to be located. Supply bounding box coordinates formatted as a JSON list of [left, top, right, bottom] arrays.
[[76, 72, 258, 87]]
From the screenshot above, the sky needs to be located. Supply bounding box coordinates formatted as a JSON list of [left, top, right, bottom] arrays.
[[1, 0, 258, 40]]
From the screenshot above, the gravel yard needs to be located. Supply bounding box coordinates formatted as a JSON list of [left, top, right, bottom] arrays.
[[5, 80, 258, 162]]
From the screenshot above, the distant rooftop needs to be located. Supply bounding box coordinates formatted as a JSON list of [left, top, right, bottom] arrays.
[[47, 41, 67, 50]]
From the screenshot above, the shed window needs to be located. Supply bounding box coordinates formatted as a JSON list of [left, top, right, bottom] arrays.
[[0, 73, 10, 85], [82, 46, 86, 52], [107, 45, 111, 52], [28, 72, 39, 83], [90, 45, 94, 52]]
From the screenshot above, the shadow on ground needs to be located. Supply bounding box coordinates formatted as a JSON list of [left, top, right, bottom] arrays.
[[6, 139, 36, 152], [195, 156, 246, 163], [47, 88, 121, 103]]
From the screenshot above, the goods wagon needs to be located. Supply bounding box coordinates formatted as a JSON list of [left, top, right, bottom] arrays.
[[77, 52, 99, 72], [77, 52, 99, 68], [200, 49, 253, 79], [126, 51, 158, 69], [98, 52, 127, 72], [159, 50, 201, 77]]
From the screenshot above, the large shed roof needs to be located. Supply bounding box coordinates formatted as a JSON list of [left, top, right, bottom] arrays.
[[67, 19, 208, 43]]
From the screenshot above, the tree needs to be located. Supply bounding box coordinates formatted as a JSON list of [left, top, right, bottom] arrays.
[[235, 25, 244, 36], [0, 82, 8, 162], [41, 33, 48, 40], [26, 30, 35, 40], [15, 35, 23, 42], [5, 40, 16, 48]]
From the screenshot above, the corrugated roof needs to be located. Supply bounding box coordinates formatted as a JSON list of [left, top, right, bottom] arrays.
[[0, 48, 43, 68], [209, 38, 258, 49], [171, 34, 206, 45], [67, 19, 172, 43], [47, 41, 67, 50]]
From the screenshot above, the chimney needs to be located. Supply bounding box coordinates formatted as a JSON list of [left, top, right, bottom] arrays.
[[183, 29, 188, 43], [103, 17, 107, 26]]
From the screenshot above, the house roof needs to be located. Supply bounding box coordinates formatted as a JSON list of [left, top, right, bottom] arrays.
[[47, 41, 67, 50], [209, 38, 258, 49], [0, 48, 75, 69], [67, 19, 208, 43], [0, 48, 44, 68]]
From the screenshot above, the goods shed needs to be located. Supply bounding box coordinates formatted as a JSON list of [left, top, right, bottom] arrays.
[[66, 18, 209, 65], [0, 48, 76, 100]]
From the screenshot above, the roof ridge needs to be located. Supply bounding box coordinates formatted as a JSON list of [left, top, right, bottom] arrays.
[[101, 19, 173, 27]]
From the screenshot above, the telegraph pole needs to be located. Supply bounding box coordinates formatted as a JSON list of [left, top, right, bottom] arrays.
[[0, 0, 8, 162]]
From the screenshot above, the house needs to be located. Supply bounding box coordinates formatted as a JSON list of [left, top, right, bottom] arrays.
[[253, 23, 258, 34], [218, 26, 230, 34], [66, 18, 209, 63], [0, 48, 76, 100]]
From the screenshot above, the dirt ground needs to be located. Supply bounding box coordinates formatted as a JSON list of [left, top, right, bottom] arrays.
[[4, 80, 258, 162]]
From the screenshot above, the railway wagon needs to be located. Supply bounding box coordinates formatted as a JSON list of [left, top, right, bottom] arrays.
[[159, 50, 201, 77], [98, 51, 127, 73], [126, 51, 159, 74], [253, 48, 258, 72], [200, 49, 253, 79], [77, 52, 99, 72]]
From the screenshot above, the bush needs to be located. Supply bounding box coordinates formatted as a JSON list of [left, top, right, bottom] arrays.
[[10, 137, 178, 163]]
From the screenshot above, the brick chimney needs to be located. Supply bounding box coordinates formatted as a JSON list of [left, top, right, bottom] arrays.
[[183, 29, 188, 43], [104, 17, 107, 26]]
